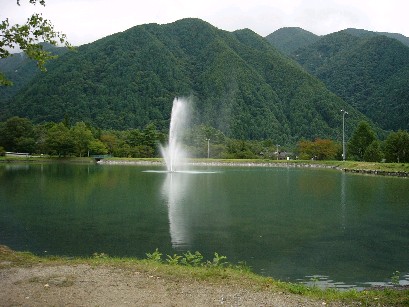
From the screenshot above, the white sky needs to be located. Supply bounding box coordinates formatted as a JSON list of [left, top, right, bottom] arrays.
[[1, 0, 409, 47]]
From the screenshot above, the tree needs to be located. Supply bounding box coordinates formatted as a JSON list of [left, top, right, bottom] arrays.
[[141, 123, 159, 147], [348, 121, 377, 161], [225, 139, 257, 159], [71, 122, 94, 157], [125, 129, 143, 147], [383, 130, 409, 163], [130, 145, 154, 158], [33, 122, 53, 154], [297, 138, 340, 160], [314, 138, 340, 160], [45, 122, 74, 156], [100, 132, 119, 155], [297, 140, 314, 160], [1, 0, 71, 85], [363, 140, 383, 162], [0, 116, 34, 152], [88, 139, 108, 155]]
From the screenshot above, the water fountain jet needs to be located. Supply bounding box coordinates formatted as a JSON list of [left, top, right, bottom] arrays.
[[161, 97, 188, 172]]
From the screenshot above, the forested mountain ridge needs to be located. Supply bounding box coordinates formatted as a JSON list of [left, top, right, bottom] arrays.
[[0, 43, 68, 102], [1, 19, 366, 143], [285, 30, 409, 131], [266, 27, 409, 57], [265, 27, 319, 55], [344, 28, 409, 47]]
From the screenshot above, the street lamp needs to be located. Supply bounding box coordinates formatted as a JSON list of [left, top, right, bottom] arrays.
[[206, 138, 210, 159], [341, 109, 348, 161]]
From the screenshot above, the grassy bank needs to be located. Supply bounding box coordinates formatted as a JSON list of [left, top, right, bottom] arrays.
[[1, 245, 408, 306], [0, 156, 95, 164]]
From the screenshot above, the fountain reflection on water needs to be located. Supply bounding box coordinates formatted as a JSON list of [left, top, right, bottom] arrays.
[[161, 172, 192, 249], [153, 97, 218, 248]]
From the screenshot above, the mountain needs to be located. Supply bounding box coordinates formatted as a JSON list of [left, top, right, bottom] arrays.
[[266, 27, 409, 55], [0, 43, 68, 102], [344, 28, 409, 47], [1, 19, 367, 144], [289, 30, 409, 131], [265, 27, 320, 55]]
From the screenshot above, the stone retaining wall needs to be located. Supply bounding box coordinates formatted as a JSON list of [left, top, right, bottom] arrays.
[[99, 160, 408, 177], [342, 168, 409, 177]]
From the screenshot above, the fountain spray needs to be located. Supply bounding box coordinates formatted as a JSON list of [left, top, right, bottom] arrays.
[[161, 97, 188, 172]]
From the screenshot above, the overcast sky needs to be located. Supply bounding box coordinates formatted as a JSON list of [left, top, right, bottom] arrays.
[[1, 0, 408, 47]]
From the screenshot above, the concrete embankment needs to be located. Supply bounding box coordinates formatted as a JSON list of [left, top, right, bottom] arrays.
[[100, 160, 337, 169], [99, 159, 409, 177], [342, 168, 409, 177]]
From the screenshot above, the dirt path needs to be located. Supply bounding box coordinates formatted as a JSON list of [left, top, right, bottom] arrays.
[[0, 263, 347, 306]]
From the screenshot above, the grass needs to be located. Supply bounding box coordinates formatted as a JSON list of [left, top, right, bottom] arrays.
[[105, 157, 162, 162], [0, 155, 95, 163], [339, 161, 409, 173], [1, 245, 408, 306]]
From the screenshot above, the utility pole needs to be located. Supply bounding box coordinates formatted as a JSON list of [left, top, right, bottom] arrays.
[[206, 139, 210, 159]]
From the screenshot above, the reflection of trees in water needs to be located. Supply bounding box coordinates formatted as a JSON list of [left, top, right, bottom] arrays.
[[45, 164, 121, 207], [295, 170, 337, 201], [347, 175, 384, 211], [0, 164, 148, 227], [0, 164, 168, 256]]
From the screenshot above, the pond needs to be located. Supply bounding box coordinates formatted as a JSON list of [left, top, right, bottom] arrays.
[[0, 162, 408, 289]]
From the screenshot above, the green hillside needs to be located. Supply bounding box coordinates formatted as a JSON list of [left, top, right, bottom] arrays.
[[266, 27, 409, 55], [1, 19, 366, 144], [344, 28, 409, 47], [0, 43, 68, 102], [286, 30, 409, 131], [265, 27, 320, 55]]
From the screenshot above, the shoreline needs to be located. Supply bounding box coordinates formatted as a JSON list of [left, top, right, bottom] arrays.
[[1, 245, 408, 306], [1, 156, 408, 177], [99, 159, 409, 177]]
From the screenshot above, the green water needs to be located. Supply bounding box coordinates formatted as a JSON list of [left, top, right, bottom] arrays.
[[1, 163, 408, 288]]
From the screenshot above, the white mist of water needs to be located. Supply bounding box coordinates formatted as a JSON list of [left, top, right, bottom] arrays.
[[161, 97, 189, 172]]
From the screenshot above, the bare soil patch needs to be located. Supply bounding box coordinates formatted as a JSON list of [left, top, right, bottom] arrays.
[[0, 262, 350, 306]]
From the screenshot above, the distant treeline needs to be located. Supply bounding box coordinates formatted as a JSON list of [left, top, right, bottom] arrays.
[[0, 116, 281, 159], [0, 117, 408, 162]]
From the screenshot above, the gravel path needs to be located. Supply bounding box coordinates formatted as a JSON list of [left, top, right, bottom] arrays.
[[0, 263, 347, 306]]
